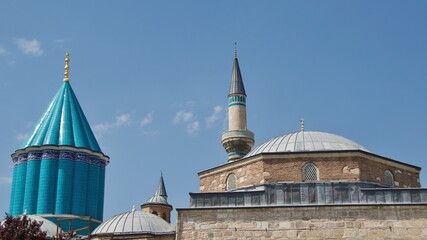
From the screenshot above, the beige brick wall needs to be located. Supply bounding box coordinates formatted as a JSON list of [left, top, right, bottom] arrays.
[[358, 158, 420, 187], [177, 205, 427, 239], [199, 152, 420, 192], [200, 160, 264, 192]]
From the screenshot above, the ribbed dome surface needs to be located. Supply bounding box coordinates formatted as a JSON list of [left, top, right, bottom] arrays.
[[146, 195, 168, 204], [92, 210, 175, 236], [21, 82, 101, 152], [245, 131, 368, 158]]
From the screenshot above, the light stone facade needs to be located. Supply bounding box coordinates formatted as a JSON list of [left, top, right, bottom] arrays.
[[177, 205, 427, 239], [199, 151, 420, 192]]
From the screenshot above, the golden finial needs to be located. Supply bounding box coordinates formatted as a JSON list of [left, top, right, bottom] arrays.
[[63, 52, 70, 82], [234, 42, 238, 59]]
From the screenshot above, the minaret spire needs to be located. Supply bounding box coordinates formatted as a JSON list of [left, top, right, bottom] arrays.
[[63, 52, 70, 82], [221, 47, 255, 162], [155, 173, 168, 198], [141, 173, 173, 223]]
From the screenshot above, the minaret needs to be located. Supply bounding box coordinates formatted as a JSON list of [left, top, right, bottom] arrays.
[[141, 174, 173, 223], [221, 47, 255, 162], [9, 53, 109, 233]]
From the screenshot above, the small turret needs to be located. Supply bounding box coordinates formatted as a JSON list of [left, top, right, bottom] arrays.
[[141, 174, 173, 223], [221, 47, 255, 162]]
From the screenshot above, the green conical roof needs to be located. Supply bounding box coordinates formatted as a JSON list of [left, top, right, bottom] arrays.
[[21, 81, 102, 152]]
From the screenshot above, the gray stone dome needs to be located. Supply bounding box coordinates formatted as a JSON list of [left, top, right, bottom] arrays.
[[245, 131, 368, 158], [91, 209, 175, 237], [146, 195, 169, 205]]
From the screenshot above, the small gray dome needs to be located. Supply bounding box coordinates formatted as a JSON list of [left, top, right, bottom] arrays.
[[245, 131, 368, 158], [91, 210, 175, 237], [146, 195, 169, 205]]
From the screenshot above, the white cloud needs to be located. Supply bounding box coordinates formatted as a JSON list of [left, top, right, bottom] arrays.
[[206, 105, 223, 128], [140, 112, 153, 128], [92, 113, 132, 138], [173, 111, 194, 124], [15, 38, 43, 56], [173, 110, 200, 135], [115, 113, 132, 126], [16, 133, 28, 141], [0, 47, 7, 56], [0, 177, 12, 185], [187, 121, 200, 135]]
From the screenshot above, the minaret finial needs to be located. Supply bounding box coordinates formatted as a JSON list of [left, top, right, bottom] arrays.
[[63, 52, 70, 82], [234, 42, 237, 59], [300, 118, 305, 131]]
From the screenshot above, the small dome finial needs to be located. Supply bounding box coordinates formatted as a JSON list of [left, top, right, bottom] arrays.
[[132, 205, 136, 212], [24, 209, 28, 215], [63, 52, 70, 82], [234, 42, 238, 59], [300, 118, 305, 131]]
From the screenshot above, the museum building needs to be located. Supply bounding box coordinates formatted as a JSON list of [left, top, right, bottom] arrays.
[[6, 50, 427, 239]]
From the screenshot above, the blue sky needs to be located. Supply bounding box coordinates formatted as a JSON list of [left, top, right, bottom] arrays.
[[1, 1, 427, 222]]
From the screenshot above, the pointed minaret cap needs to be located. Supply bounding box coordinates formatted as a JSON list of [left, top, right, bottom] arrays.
[[144, 174, 170, 205], [155, 173, 167, 198], [229, 45, 246, 96]]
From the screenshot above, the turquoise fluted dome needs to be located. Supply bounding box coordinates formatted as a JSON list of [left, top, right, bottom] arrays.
[[21, 81, 101, 152]]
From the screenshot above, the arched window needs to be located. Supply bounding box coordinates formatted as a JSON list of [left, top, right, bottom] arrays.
[[384, 170, 394, 187], [226, 173, 237, 191], [152, 211, 158, 216], [302, 163, 318, 182], [162, 213, 167, 220]]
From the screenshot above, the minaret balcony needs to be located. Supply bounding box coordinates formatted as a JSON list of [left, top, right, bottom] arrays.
[[221, 130, 254, 141]]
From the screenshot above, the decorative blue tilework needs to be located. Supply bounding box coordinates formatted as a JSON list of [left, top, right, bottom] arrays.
[[37, 159, 58, 214], [228, 95, 246, 107], [55, 159, 74, 214], [23, 160, 41, 214], [72, 161, 89, 216], [86, 165, 100, 219], [97, 169, 105, 220], [14, 150, 106, 168], [12, 163, 27, 215], [9, 167, 18, 215]]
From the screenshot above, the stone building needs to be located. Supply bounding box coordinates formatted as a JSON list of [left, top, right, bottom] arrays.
[[6, 51, 427, 239], [175, 49, 427, 239]]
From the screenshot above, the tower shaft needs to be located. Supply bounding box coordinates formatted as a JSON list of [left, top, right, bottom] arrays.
[[221, 49, 254, 162]]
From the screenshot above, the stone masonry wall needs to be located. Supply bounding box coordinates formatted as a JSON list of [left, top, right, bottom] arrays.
[[200, 161, 263, 192], [263, 155, 361, 183], [176, 205, 427, 239], [358, 158, 420, 187], [199, 152, 420, 192]]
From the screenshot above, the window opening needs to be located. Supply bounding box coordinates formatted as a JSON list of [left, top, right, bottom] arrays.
[[226, 174, 237, 191], [303, 163, 318, 182]]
